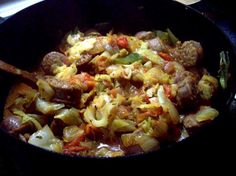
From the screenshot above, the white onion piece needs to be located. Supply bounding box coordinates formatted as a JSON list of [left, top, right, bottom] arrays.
[[28, 125, 63, 152], [36, 98, 64, 115], [157, 86, 179, 124]]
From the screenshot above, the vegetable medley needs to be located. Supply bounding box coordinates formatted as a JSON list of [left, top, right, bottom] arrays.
[[2, 29, 220, 157]]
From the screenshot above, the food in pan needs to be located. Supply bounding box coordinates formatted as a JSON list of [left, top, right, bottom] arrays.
[[1, 29, 219, 157]]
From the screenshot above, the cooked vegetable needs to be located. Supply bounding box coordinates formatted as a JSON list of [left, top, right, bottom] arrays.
[[36, 98, 64, 115], [139, 117, 153, 135], [195, 106, 219, 122], [66, 30, 84, 46], [63, 125, 84, 142], [67, 38, 97, 61], [183, 106, 219, 130], [116, 36, 129, 49], [54, 108, 82, 125], [139, 117, 168, 138], [13, 109, 42, 130], [54, 63, 77, 80], [144, 67, 170, 85], [136, 133, 159, 152], [166, 28, 179, 45], [154, 28, 179, 45], [158, 52, 174, 61], [37, 79, 55, 100], [157, 86, 179, 125], [218, 51, 230, 89], [84, 102, 115, 128], [28, 125, 63, 152], [137, 42, 165, 65], [111, 119, 136, 133], [198, 75, 218, 100], [95, 142, 124, 157], [121, 131, 159, 152], [113, 53, 142, 64], [2, 29, 220, 157], [154, 30, 169, 42]]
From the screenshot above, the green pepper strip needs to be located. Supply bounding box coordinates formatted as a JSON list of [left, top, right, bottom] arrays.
[[113, 53, 143, 64], [218, 51, 230, 89], [166, 28, 179, 45], [154, 30, 169, 43]]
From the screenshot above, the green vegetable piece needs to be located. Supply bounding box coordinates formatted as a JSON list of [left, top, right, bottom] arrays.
[[111, 119, 136, 133], [154, 30, 169, 42], [166, 28, 179, 45], [218, 51, 230, 89], [114, 53, 142, 64], [154, 29, 179, 45]]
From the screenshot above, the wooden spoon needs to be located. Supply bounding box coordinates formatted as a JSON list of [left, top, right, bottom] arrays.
[[0, 59, 38, 86]]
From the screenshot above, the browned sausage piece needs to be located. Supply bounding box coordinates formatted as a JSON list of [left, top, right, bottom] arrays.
[[45, 76, 81, 105], [50, 119, 66, 136], [169, 40, 203, 67], [13, 122, 36, 135], [1, 116, 21, 132], [1, 116, 35, 135], [174, 70, 197, 83], [175, 71, 199, 109], [41, 51, 67, 75]]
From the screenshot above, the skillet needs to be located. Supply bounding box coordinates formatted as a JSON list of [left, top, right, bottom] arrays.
[[0, 0, 235, 174]]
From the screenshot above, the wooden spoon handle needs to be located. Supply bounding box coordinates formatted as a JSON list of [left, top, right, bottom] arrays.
[[0, 59, 38, 83]]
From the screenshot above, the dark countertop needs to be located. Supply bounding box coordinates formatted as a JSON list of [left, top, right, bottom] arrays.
[[0, 0, 236, 175]]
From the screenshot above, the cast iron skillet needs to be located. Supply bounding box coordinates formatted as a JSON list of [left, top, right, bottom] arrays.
[[0, 0, 235, 174]]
